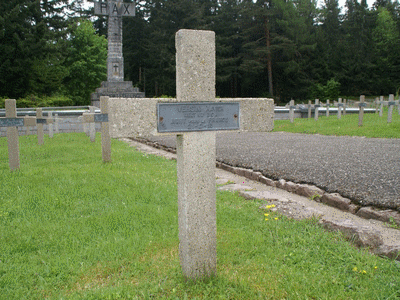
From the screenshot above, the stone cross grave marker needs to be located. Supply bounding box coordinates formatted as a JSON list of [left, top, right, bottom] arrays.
[[152, 29, 270, 280], [82, 97, 111, 162], [383, 94, 399, 123], [357, 95, 366, 126], [0, 100, 37, 170], [387, 94, 395, 123], [314, 99, 320, 121], [325, 100, 330, 117], [289, 100, 295, 123], [307, 100, 312, 118], [379, 96, 384, 117], [81, 107, 96, 141], [335, 98, 343, 119], [35, 109, 54, 144]]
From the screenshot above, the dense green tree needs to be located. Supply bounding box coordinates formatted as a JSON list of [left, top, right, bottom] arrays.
[[237, 0, 318, 102], [213, 0, 243, 97], [0, 0, 72, 99], [63, 20, 107, 105], [372, 7, 400, 93], [3, 0, 400, 105], [340, 0, 376, 95]]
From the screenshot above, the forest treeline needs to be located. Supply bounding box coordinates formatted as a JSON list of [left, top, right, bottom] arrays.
[[1, 0, 400, 106]]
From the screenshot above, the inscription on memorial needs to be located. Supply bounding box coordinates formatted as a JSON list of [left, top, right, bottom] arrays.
[[94, 1, 135, 16], [157, 102, 240, 132]]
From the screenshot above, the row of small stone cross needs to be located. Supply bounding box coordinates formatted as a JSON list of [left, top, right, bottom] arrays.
[[0, 98, 111, 171], [374, 95, 400, 123], [288, 94, 399, 125], [287, 98, 352, 123]]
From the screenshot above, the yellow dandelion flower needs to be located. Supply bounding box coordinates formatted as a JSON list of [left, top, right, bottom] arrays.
[[374, 266, 378, 270], [265, 218, 269, 221], [352, 267, 358, 272], [361, 270, 367, 274], [264, 213, 269, 217], [274, 217, 278, 220]]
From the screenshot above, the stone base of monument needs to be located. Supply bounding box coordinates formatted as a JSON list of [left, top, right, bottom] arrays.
[[91, 81, 145, 107]]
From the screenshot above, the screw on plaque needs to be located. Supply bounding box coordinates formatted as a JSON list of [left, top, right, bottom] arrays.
[[159, 117, 164, 122], [233, 114, 238, 119]]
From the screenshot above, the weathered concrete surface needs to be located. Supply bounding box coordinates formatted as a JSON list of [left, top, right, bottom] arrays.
[[175, 29, 217, 280], [143, 132, 400, 212], [107, 98, 274, 138], [119, 137, 400, 261]]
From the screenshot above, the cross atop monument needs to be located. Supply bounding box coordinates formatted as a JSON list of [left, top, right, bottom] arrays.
[[91, 0, 145, 107], [94, 0, 135, 82]]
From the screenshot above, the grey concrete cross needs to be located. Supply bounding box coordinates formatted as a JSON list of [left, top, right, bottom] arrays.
[[378, 96, 384, 117], [101, 30, 273, 280], [82, 97, 111, 163], [0, 100, 52, 170], [161, 30, 272, 280], [94, 0, 135, 83], [379, 94, 399, 123], [335, 98, 343, 119], [325, 100, 330, 117], [314, 99, 320, 121], [357, 95, 367, 126], [289, 100, 295, 123]]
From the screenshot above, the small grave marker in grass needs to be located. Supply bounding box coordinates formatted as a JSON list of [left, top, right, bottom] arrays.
[[335, 98, 343, 119], [82, 97, 111, 162], [314, 99, 320, 121], [357, 95, 367, 126], [325, 100, 330, 117], [308, 100, 312, 118], [379, 95, 384, 117], [0, 100, 53, 170], [386, 94, 398, 123], [289, 99, 295, 123], [35, 109, 54, 144]]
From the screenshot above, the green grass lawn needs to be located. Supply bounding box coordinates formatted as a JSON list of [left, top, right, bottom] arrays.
[[0, 133, 399, 299], [274, 107, 400, 138]]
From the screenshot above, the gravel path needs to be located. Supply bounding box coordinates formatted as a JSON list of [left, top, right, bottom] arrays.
[[144, 132, 400, 211]]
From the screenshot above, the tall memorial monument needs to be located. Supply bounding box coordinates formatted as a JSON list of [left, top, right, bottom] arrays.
[[91, 0, 145, 107]]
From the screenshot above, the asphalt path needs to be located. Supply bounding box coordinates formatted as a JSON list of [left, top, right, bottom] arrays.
[[144, 132, 400, 211]]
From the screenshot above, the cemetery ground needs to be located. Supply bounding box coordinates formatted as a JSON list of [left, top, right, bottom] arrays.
[[274, 106, 400, 138], [1, 133, 400, 299]]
